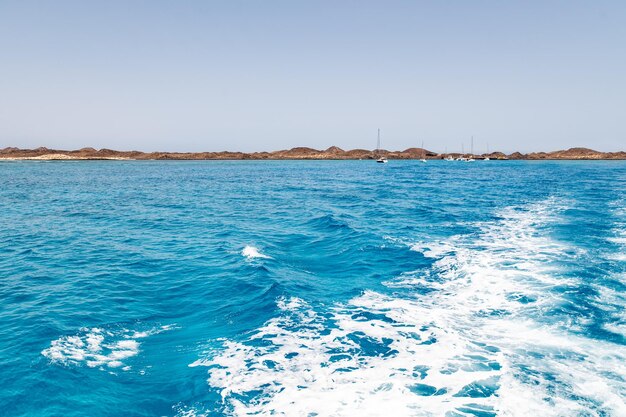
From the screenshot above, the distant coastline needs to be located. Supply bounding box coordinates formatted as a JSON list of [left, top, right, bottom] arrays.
[[1, 146, 625, 160]]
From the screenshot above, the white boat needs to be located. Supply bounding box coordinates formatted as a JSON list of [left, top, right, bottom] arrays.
[[445, 156, 455, 161], [375, 129, 388, 163], [457, 143, 467, 161], [419, 141, 427, 162]]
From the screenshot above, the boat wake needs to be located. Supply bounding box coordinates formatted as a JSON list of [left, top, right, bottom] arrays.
[[189, 198, 626, 416]]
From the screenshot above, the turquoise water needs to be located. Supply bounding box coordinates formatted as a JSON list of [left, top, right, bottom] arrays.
[[1, 160, 625, 416]]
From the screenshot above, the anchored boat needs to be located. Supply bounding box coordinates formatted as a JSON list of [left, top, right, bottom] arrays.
[[376, 129, 388, 163]]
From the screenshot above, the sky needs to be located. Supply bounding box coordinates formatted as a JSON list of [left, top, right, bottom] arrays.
[[1, 1, 625, 153]]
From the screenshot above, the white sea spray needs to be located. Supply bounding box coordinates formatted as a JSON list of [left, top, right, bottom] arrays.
[[241, 245, 271, 260], [42, 325, 173, 371]]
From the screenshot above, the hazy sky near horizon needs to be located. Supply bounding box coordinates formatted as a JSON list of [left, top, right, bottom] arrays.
[[1, 1, 625, 153]]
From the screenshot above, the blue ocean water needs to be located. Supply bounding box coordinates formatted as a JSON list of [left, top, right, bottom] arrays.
[[1, 160, 625, 416]]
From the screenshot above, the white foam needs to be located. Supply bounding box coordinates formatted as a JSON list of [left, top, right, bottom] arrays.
[[410, 238, 460, 259], [192, 198, 626, 416], [242, 245, 271, 259], [605, 323, 626, 338], [608, 199, 626, 245], [42, 325, 173, 371], [174, 406, 208, 417], [607, 220, 626, 260]]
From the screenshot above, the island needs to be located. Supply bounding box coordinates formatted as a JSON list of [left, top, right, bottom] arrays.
[[1, 146, 625, 160]]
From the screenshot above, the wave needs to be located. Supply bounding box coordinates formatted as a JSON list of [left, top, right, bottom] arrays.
[[305, 214, 354, 232], [189, 198, 626, 416], [241, 245, 271, 260]]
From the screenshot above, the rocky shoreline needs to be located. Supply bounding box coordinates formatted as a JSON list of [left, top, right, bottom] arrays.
[[1, 146, 625, 161]]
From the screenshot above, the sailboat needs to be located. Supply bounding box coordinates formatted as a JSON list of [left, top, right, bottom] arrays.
[[457, 143, 467, 161], [466, 136, 476, 162], [376, 129, 388, 163], [419, 141, 427, 163], [484, 143, 490, 160], [444, 147, 454, 161]]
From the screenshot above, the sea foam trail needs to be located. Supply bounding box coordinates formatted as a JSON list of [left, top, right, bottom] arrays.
[[600, 199, 626, 338], [190, 199, 626, 417]]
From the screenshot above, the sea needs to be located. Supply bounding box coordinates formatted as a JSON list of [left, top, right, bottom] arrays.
[[1, 160, 625, 417]]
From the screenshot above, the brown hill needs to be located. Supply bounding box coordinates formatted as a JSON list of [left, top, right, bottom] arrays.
[[1, 146, 624, 160]]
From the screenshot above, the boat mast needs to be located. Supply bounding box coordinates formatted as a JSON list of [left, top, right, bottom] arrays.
[[377, 128, 381, 153], [471, 136, 474, 157]]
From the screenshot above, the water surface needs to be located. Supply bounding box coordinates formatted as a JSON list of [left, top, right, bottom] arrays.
[[1, 160, 625, 416]]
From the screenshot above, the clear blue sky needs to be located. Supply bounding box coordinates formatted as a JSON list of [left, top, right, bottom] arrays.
[[1, 1, 624, 153]]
